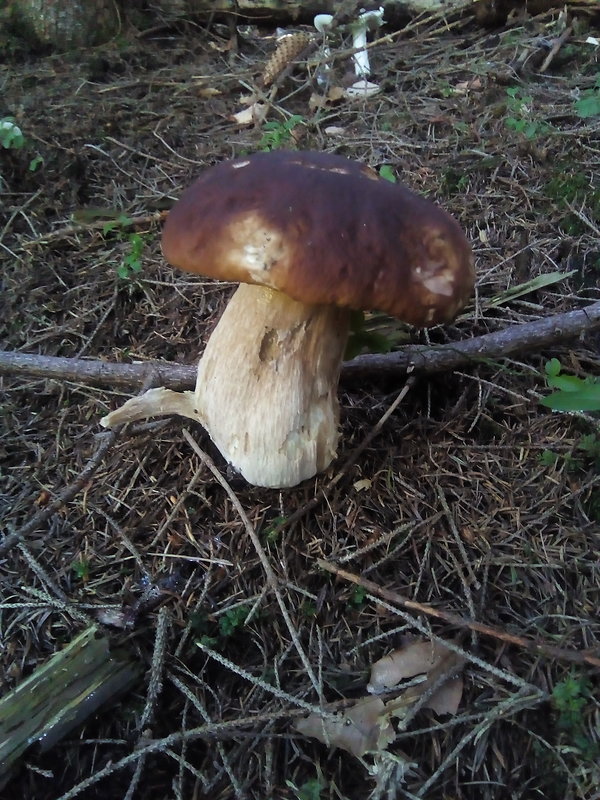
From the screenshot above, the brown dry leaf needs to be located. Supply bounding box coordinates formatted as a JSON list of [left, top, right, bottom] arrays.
[[308, 85, 345, 111], [295, 696, 395, 758], [34, 489, 51, 506], [368, 640, 450, 693], [386, 644, 465, 721], [230, 103, 267, 126], [454, 78, 483, 95], [308, 93, 328, 111], [327, 86, 345, 102], [369, 639, 465, 718], [424, 675, 463, 715]]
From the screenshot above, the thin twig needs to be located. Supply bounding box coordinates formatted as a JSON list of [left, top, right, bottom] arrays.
[[20, 210, 168, 249], [539, 25, 572, 73], [1, 301, 599, 390], [317, 560, 600, 668], [124, 606, 170, 800]]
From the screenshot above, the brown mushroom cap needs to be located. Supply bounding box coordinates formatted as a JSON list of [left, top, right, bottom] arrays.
[[162, 150, 474, 326]]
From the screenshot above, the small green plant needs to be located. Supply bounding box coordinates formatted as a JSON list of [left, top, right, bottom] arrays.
[[574, 75, 600, 119], [259, 114, 304, 151], [300, 600, 317, 618], [0, 117, 25, 149], [345, 310, 393, 360], [117, 232, 144, 280], [378, 164, 396, 183], [540, 433, 600, 474], [539, 449, 560, 468], [218, 604, 251, 637], [189, 610, 219, 648], [261, 515, 286, 543], [552, 672, 599, 761], [541, 358, 600, 412], [583, 487, 600, 522], [28, 154, 43, 172], [504, 87, 553, 139], [71, 558, 90, 582], [545, 169, 600, 235], [286, 775, 327, 800], [103, 217, 145, 280], [441, 167, 470, 196], [350, 585, 367, 607], [439, 82, 456, 98]]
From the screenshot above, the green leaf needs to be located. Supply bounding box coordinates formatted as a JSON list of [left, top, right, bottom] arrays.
[[544, 358, 561, 378], [218, 605, 250, 637], [286, 778, 325, 800], [541, 385, 600, 412], [378, 164, 397, 183], [546, 374, 589, 393], [488, 270, 577, 307], [539, 449, 559, 467], [28, 155, 43, 172], [574, 93, 600, 119], [0, 117, 26, 149], [578, 434, 600, 455]]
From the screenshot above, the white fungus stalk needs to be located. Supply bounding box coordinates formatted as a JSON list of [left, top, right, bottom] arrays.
[[349, 7, 384, 78], [101, 284, 350, 488], [313, 13, 334, 88]]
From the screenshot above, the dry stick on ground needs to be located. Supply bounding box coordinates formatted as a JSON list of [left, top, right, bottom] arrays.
[[539, 24, 573, 73], [180, 429, 323, 701], [317, 560, 600, 669], [20, 210, 169, 249], [1, 301, 599, 391]]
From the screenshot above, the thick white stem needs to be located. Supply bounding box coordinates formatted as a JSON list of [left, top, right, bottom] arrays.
[[194, 284, 349, 487], [350, 8, 384, 78], [351, 25, 370, 77], [102, 285, 350, 488]]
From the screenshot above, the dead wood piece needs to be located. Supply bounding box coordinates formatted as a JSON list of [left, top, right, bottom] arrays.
[[0, 626, 141, 790], [0, 302, 599, 391]]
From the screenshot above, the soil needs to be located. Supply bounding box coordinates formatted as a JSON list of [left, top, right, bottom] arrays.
[[1, 6, 599, 800]]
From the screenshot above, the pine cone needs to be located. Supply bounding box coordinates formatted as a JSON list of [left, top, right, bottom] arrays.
[[262, 32, 313, 87]]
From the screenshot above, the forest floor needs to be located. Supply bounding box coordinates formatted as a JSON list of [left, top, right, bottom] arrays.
[[1, 4, 599, 800]]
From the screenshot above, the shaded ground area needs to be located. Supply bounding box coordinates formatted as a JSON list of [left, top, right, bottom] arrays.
[[1, 6, 599, 799]]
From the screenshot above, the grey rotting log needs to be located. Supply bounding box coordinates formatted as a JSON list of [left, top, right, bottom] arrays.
[[0, 626, 141, 789]]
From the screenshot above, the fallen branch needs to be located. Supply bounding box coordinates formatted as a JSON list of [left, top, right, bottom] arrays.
[[317, 559, 600, 669], [1, 302, 599, 391]]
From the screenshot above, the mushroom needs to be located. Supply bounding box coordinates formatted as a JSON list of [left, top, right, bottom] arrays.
[[313, 13, 334, 88], [348, 7, 384, 79], [343, 7, 385, 98], [101, 150, 474, 488]]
